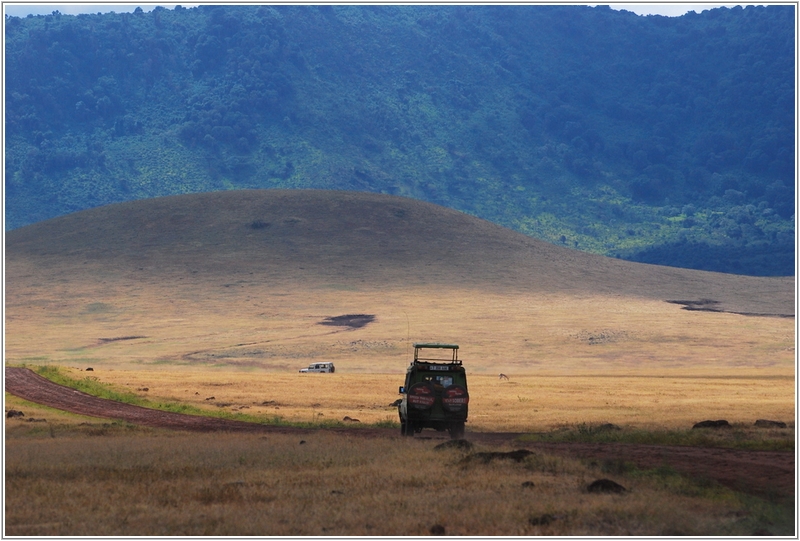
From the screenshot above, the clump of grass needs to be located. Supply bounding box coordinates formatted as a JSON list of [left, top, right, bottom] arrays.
[[374, 418, 400, 429], [521, 422, 794, 452]]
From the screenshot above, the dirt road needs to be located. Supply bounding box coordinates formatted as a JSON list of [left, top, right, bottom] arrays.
[[5, 367, 794, 501]]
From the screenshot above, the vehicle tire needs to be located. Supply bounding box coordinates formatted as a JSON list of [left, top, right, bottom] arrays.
[[449, 421, 465, 440], [404, 420, 415, 437]]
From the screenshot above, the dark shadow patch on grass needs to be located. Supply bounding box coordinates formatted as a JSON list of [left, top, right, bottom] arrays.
[[318, 314, 375, 329], [98, 336, 147, 343]]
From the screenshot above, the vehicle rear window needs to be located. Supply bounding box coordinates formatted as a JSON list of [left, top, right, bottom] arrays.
[[422, 374, 457, 387]]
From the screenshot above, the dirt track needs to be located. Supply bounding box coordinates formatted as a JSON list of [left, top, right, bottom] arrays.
[[5, 367, 794, 501]]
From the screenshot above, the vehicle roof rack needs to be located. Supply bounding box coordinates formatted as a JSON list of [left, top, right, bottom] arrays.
[[412, 359, 463, 366], [413, 343, 460, 363]]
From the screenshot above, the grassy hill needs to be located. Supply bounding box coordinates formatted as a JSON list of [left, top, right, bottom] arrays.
[[5, 191, 793, 375], [6, 190, 793, 315]]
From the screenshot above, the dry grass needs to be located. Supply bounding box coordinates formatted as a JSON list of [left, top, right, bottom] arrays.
[[8, 269, 793, 433], [18, 364, 794, 433], [5, 191, 794, 535], [7, 282, 793, 437], [6, 286, 794, 374], [6, 279, 794, 538], [4, 430, 785, 536], [6, 281, 794, 426]]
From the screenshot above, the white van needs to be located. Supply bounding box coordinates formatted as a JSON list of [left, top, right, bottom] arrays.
[[299, 362, 335, 373]]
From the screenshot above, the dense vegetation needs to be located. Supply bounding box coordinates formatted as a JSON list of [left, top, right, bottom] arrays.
[[5, 5, 794, 275]]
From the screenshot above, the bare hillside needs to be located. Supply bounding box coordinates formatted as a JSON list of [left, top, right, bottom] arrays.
[[6, 190, 792, 317]]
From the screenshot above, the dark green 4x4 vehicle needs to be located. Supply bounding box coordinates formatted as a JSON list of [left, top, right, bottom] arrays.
[[398, 343, 469, 439]]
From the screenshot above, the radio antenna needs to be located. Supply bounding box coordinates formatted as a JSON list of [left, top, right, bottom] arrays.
[[403, 310, 410, 357]]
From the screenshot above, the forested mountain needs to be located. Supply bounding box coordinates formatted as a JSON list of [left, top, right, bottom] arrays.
[[4, 4, 795, 275]]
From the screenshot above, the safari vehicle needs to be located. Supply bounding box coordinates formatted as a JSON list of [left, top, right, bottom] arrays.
[[299, 362, 335, 373], [398, 343, 468, 439]]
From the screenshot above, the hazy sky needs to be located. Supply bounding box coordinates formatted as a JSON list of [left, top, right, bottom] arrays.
[[608, 3, 740, 16], [3, 3, 743, 18], [3, 3, 190, 16]]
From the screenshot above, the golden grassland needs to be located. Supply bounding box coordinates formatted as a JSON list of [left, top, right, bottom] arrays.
[[5, 344, 794, 536], [13, 366, 794, 432], [6, 283, 793, 432], [5, 261, 795, 535], [5, 285, 794, 374], [4, 428, 792, 537]]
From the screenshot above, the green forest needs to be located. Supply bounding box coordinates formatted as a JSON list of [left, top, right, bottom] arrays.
[[4, 5, 795, 275]]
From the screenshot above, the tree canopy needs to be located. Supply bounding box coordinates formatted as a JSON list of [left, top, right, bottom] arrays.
[[5, 4, 795, 275]]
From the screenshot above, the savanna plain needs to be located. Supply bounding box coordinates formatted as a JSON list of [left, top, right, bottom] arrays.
[[5, 191, 796, 536], [5, 290, 794, 536]]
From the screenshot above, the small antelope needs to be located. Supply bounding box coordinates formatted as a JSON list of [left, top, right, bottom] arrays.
[[499, 373, 509, 381]]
